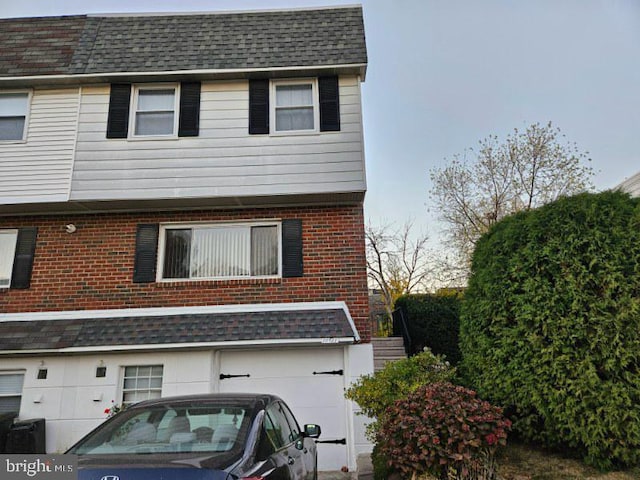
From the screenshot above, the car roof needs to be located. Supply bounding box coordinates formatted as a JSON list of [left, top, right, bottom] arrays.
[[127, 392, 283, 410]]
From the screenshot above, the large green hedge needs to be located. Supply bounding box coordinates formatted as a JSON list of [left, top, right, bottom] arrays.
[[395, 294, 462, 364], [460, 191, 640, 469]]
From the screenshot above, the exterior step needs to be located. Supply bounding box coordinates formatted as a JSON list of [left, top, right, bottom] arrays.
[[371, 337, 406, 372]]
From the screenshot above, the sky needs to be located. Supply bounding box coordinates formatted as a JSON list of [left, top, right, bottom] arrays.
[[2, 0, 639, 244]]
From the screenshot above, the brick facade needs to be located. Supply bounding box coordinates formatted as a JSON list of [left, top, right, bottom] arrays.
[[0, 204, 370, 342]]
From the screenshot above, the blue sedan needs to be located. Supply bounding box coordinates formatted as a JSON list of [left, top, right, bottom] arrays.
[[67, 393, 321, 480]]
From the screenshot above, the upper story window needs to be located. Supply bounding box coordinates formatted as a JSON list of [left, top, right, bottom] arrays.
[[272, 80, 318, 133], [0, 92, 30, 141], [0, 230, 18, 288], [159, 222, 280, 281], [132, 85, 178, 137], [249, 76, 340, 135], [107, 82, 200, 139]]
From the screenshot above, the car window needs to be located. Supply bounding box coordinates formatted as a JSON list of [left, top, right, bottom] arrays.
[[257, 411, 280, 459], [68, 402, 252, 455], [279, 403, 302, 442], [264, 402, 301, 447], [264, 403, 294, 448]]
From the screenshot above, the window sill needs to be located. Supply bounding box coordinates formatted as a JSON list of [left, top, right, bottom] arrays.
[[269, 130, 320, 137], [126, 135, 180, 141], [154, 277, 283, 288], [0, 139, 27, 144]]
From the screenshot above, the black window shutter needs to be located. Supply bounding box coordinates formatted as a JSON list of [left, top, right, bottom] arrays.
[[11, 227, 38, 289], [319, 76, 340, 132], [133, 224, 159, 283], [106, 84, 132, 138], [178, 82, 201, 137], [249, 79, 269, 134], [282, 219, 303, 278]]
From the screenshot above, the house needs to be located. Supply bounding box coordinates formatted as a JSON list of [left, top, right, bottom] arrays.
[[617, 171, 640, 197], [0, 6, 372, 472]]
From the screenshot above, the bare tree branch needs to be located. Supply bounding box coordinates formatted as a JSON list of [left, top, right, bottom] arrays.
[[430, 122, 593, 275], [366, 220, 435, 328]]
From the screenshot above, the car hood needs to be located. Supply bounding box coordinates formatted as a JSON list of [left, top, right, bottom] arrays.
[[76, 452, 241, 480], [78, 467, 229, 480]]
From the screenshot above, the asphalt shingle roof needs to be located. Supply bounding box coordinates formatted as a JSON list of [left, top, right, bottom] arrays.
[[0, 15, 87, 76], [0, 308, 355, 351], [0, 7, 367, 78]]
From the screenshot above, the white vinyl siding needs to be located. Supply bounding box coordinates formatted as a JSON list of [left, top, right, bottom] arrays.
[[0, 371, 25, 414], [122, 365, 163, 407], [71, 76, 365, 202], [0, 88, 79, 204], [0, 229, 18, 288], [618, 171, 640, 198]]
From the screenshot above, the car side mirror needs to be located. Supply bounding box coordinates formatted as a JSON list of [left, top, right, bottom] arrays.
[[303, 424, 321, 439]]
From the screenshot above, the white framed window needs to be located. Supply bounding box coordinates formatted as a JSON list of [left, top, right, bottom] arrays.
[[0, 91, 30, 141], [158, 221, 281, 281], [122, 365, 163, 407], [0, 371, 25, 414], [131, 84, 179, 137], [0, 229, 18, 288], [271, 79, 319, 133]]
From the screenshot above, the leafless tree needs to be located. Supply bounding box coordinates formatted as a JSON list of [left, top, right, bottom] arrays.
[[366, 220, 434, 330]]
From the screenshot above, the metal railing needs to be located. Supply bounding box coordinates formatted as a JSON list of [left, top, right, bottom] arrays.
[[392, 308, 413, 356]]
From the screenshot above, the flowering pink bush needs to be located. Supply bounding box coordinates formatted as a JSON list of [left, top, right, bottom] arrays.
[[378, 382, 510, 479]]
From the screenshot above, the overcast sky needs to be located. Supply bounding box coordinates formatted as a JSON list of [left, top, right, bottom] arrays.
[[3, 0, 639, 242]]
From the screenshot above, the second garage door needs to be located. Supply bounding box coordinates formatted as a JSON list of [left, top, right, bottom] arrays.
[[217, 347, 349, 471]]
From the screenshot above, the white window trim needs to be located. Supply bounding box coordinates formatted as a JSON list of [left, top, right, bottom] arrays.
[[157, 220, 283, 282], [0, 90, 32, 144], [269, 78, 320, 136], [129, 83, 180, 139], [120, 365, 163, 407], [0, 370, 25, 414], [0, 229, 18, 289]]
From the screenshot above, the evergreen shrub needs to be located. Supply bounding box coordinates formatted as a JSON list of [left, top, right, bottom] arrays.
[[460, 191, 640, 469], [395, 293, 462, 364]]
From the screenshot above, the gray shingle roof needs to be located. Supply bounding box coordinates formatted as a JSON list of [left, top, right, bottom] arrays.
[[0, 308, 356, 351], [0, 7, 367, 78]]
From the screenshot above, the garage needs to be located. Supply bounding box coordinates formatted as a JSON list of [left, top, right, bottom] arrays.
[[217, 347, 349, 471]]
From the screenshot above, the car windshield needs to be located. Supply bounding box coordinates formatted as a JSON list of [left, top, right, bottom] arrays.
[[69, 402, 253, 455]]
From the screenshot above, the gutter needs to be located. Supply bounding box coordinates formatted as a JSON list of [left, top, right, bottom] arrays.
[[0, 63, 368, 87], [0, 337, 357, 356]]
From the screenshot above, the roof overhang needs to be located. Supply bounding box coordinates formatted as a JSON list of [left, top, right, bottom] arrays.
[[0, 64, 367, 89], [0, 191, 366, 216], [0, 301, 361, 355]]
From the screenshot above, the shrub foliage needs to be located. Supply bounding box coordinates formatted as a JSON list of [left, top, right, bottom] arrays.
[[345, 349, 455, 441], [395, 293, 462, 364], [379, 382, 510, 480], [460, 191, 640, 468]]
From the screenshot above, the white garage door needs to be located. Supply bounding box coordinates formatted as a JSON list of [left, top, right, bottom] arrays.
[[218, 347, 348, 471]]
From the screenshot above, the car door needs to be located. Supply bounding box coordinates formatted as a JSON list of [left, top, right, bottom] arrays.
[[279, 402, 316, 480], [265, 402, 307, 480]]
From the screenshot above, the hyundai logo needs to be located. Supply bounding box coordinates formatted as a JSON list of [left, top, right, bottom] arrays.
[[100, 476, 120, 480]]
